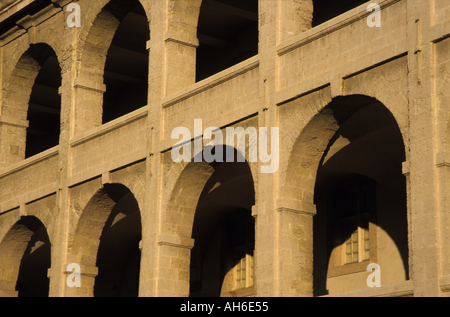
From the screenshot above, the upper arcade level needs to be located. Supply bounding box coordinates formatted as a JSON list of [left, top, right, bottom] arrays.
[[0, 0, 448, 211]]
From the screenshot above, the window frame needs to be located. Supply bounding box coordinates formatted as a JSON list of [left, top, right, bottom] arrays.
[[233, 218, 254, 291], [326, 175, 378, 278]]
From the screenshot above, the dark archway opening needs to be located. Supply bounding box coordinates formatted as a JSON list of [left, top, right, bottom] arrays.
[[0, 216, 52, 297], [312, 0, 368, 27], [25, 44, 61, 158], [102, 1, 149, 124], [313, 99, 409, 296], [93, 185, 142, 297], [196, 0, 258, 82], [189, 147, 256, 297], [16, 217, 51, 297]]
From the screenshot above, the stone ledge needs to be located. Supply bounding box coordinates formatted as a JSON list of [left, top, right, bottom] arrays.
[[276, 198, 317, 216], [0, 0, 33, 23], [157, 234, 195, 250], [0, 115, 29, 128], [0, 145, 59, 179], [70, 106, 148, 147], [62, 265, 98, 278], [73, 78, 107, 94], [0, 182, 58, 215], [164, 30, 199, 48], [68, 153, 147, 188], [276, 0, 402, 56], [161, 55, 259, 109]]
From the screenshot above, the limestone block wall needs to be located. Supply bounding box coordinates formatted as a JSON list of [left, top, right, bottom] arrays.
[[0, 148, 59, 210], [0, 0, 449, 297], [70, 108, 148, 182]]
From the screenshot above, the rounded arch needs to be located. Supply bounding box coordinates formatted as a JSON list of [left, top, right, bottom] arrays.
[[280, 94, 407, 207], [279, 94, 409, 295], [4, 35, 63, 83], [1, 42, 61, 162], [190, 158, 256, 296], [0, 216, 51, 297], [3, 43, 60, 120], [68, 183, 142, 297], [75, 0, 150, 132], [163, 145, 258, 239], [77, 0, 150, 62], [162, 145, 256, 297], [164, 160, 215, 238]]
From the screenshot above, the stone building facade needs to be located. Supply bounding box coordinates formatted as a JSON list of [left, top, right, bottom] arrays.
[[0, 0, 448, 297]]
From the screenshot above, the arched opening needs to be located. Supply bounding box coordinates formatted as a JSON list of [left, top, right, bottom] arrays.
[[312, 0, 368, 27], [189, 147, 256, 297], [69, 183, 142, 297], [94, 188, 142, 297], [0, 216, 51, 297], [102, 1, 149, 123], [312, 99, 409, 295], [26, 45, 61, 158], [2, 43, 61, 161], [76, 0, 149, 133], [196, 0, 258, 82]]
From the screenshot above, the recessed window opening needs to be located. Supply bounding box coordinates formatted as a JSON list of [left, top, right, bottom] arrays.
[[330, 175, 374, 265]]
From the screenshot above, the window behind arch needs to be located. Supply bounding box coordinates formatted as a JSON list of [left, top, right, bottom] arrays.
[[196, 0, 258, 82], [225, 215, 255, 291], [329, 175, 375, 265]]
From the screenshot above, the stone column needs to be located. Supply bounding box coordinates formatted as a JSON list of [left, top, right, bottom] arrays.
[[278, 0, 313, 43], [163, 31, 199, 97], [47, 14, 81, 296], [154, 234, 195, 297], [275, 201, 315, 296], [407, 1, 440, 297], [256, 0, 314, 297], [72, 78, 106, 136]]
